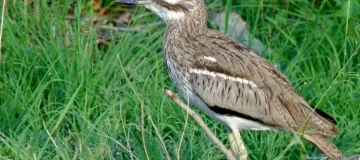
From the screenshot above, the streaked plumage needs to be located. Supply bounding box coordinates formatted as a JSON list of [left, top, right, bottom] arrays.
[[117, 0, 342, 159]]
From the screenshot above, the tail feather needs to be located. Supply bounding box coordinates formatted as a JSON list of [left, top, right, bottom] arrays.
[[303, 134, 343, 159]]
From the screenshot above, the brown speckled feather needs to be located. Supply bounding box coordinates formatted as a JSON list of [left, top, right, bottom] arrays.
[[188, 30, 339, 136]]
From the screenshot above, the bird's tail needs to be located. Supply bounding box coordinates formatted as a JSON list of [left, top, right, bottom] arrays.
[[303, 134, 343, 159]]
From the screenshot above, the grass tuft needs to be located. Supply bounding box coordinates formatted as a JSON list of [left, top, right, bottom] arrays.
[[0, 0, 359, 159]]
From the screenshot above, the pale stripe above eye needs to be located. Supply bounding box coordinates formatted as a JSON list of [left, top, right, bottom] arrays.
[[189, 68, 258, 88], [163, 0, 182, 4], [146, 5, 185, 20]]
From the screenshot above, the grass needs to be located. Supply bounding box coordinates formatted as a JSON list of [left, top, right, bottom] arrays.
[[0, 0, 360, 159]]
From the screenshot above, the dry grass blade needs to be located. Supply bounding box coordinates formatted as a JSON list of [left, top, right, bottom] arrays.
[[164, 90, 236, 160], [177, 98, 189, 160], [0, 0, 6, 63], [147, 114, 172, 160], [117, 55, 151, 160], [119, 104, 135, 160]]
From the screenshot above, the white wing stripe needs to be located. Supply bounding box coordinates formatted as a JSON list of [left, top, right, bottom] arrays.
[[203, 56, 217, 62], [189, 68, 258, 88]]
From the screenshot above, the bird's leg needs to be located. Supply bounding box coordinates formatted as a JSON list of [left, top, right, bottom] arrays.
[[227, 128, 248, 160]]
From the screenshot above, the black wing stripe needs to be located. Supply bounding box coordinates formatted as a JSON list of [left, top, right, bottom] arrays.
[[209, 105, 268, 125], [311, 105, 337, 125]]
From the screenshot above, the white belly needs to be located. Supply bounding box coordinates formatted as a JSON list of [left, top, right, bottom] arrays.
[[217, 114, 273, 131], [188, 91, 274, 131]]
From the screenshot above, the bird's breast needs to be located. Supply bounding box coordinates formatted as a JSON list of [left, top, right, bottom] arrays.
[[164, 53, 193, 96]]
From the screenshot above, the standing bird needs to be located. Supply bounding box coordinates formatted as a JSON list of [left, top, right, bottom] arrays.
[[116, 0, 342, 159]]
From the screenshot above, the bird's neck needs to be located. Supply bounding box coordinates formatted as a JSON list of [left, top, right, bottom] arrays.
[[164, 5, 208, 39]]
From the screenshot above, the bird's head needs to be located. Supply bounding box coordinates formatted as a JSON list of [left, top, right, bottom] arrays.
[[116, 0, 206, 23]]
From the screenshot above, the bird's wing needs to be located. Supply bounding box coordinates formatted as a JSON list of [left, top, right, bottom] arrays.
[[188, 31, 338, 136]]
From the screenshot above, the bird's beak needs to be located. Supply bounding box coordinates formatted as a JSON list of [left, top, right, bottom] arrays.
[[115, 0, 150, 5]]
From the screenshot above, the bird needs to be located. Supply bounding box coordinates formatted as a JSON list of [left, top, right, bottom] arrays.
[[116, 0, 342, 159]]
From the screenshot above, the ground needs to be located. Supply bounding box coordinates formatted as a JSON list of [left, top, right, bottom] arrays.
[[0, 0, 359, 159]]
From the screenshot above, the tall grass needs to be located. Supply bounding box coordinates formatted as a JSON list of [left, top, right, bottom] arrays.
[[0, 0, 359, 159]]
